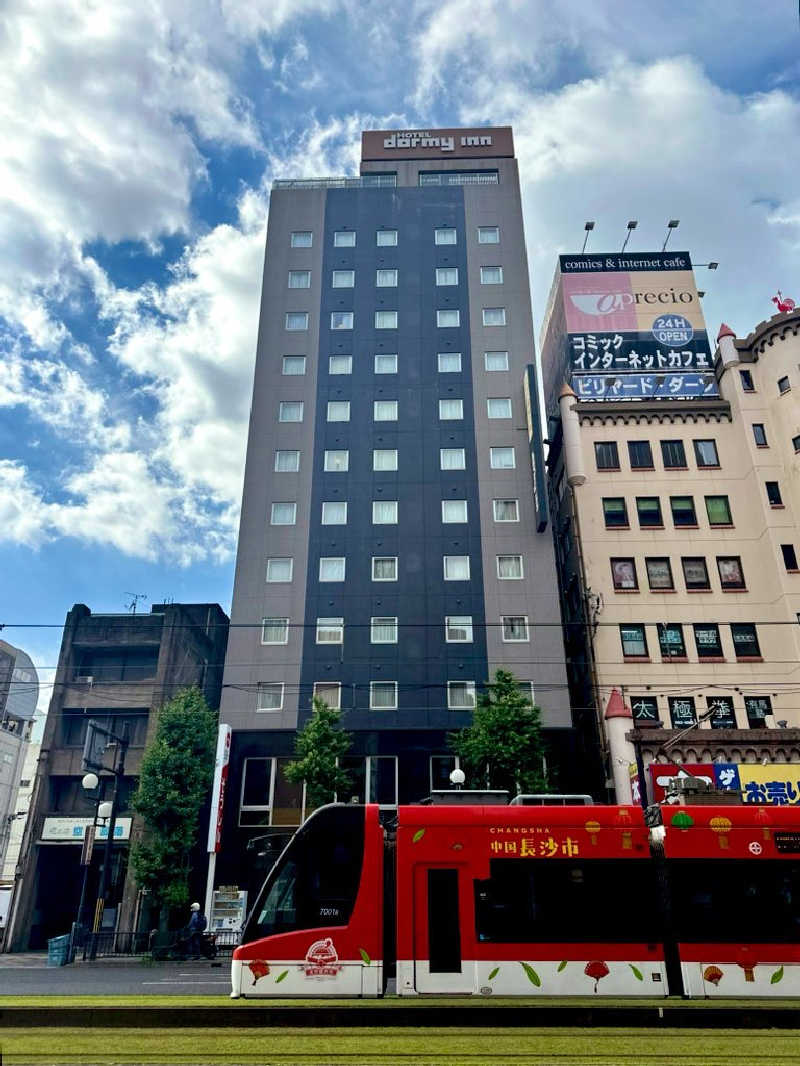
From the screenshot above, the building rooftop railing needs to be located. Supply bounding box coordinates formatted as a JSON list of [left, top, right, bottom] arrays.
[[272, 174, 397, 190]]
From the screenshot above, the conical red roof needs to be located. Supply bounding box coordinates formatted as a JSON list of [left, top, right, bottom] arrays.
[[604, 688, 632, 720], [716, 323, 736, 341]]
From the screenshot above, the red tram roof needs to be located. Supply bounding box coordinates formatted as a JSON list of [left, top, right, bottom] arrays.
[[397, 804, 644, 829]]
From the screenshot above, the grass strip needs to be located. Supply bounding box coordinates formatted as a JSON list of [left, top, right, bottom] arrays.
[[2, 995, 800, 1008]]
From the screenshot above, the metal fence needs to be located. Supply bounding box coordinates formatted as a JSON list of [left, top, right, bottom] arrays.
[[70, 926, 240, 958]]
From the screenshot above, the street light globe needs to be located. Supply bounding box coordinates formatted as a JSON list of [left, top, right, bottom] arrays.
[[449, 768, 466, 786], [82, 772, 99, 792], [98, 801, 113, 820]]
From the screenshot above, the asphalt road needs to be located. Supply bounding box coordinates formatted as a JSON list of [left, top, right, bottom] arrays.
[[0, 956, 231, 996]]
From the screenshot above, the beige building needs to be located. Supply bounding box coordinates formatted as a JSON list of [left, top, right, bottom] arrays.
[[543, 265, 800, 801]]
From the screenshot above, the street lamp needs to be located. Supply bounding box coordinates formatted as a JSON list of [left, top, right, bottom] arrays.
[[86, 726, 128, 960], [449, 768, 465, 790], [72, 772, 102, 957]]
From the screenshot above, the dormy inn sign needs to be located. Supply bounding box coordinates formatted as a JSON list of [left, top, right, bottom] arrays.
[[361, 127, 513, 161]]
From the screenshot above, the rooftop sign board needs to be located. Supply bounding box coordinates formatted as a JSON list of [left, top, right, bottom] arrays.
[[361, 126, 514, 161]]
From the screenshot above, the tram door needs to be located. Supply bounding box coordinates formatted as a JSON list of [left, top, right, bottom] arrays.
[[413, 866, 473, 993]]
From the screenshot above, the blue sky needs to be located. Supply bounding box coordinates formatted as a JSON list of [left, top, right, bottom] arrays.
[[1, 0, 799, 711]]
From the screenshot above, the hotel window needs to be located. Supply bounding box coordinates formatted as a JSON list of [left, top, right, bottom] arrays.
[[321, 501, 347, 524], [603, 497, 629, 528], [372, 556, 397, 581], [327, 401, 350, 422], [316, 617, 344, 644], [438, 352, 462, 373], [502, 616, 529, 642], [731, 623, 760, 658], [314, 682, 341, 709], [290, 231, 312, 248], [285, 312, 308, 331], [497, 554, 523, 579], [436, 267, 459, 286], [334, 231, 355, 247], [376, 229, 397, 246], [329, 355, 352, 375], [658, 623, 686, 659], [627, 440, 653, 469], [682, 556, 710, 590], [444, 555, 470, 581], [705, 495, 732, 526], [493, 498, 519, 522], [782, 544, 799, 571], [279, 401, 303, 422], [448, 681, 476, 709], [442, 500, 468, 523], [636, 497, 662, 527], [434, 227, 457, 245], [694, 439, 719, 467], [739, 368, 755, 391], [745, 696, 772, 728], [779, 375, 791, 394], [437, 309, 460, 327], [370, 617, 398, 644], [319, 557, 345, 582], [610, 558, 637, 590], [262, 618, 289, 644], [372, 500, 398, 524], [440, 447, 466, 470], [717, 556, 745, 589], [480, 266, 503, 285], [373, 448, 398, 471], [694, 623, 722, 659], [752, 423, 768, 446], [274, 449, 300, 472], [485, 351, 509, 372], [282, 355, 306, 375], [487, 397, 512, 419], [439, 398, 463, 420], [671, 496, 697, 527], [490, 446, 515, 469], [288, 270, 311, 288], [375, 353, 398, 374], [620, 624, 648, 658], [645, 557, 673, 590], [478, 226, 500, 244], [376, 269, 398, 287], [766, 481, 783, 506], [324, 449, 349, 472], [374, 399, 398, 421], [256, 684, 284, 712], [669, 696, 697, 729], [330, 311, 353, 330], [375, 310, 398, 329], [332, 269, 354, 288], [270, 502, 296, 525], [370, 682, 397, 710], [482, 307, 506, 326], [594, 441, 619, 470], [660, 440, 687, 468], [266, 557, 293, 583], [445, 616, 473, 643]]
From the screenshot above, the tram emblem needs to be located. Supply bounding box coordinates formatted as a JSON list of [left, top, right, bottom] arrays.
[[303, 937, 343, 978]]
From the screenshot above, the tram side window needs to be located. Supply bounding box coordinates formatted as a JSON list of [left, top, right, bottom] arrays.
[[669, 860, 800, 943], [246, 806, 365, 942], [475, 859, 658, 943]]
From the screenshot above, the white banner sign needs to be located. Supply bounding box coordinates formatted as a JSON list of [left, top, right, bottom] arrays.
[[207, 723, 232, 853], [41, 817, 132, 842]]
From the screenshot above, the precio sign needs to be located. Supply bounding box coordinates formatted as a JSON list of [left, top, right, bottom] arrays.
[[361, 127, 514, 161]]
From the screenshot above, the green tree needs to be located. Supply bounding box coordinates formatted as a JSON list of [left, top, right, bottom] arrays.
[[284, 696, 353, 810], [131, 687, 217, 919], [449, 669, 548, 795]]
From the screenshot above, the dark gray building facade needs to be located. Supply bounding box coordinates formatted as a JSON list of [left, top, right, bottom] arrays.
[[217, 128, 574, 890]]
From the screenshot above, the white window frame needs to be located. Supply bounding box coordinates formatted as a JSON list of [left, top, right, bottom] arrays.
[[443, 555, 470, 581], [441, 500, 468, 523], [374, 400, 398, 421], [482, 307, 506, 326], [290, 231, 313, 248], [434, 227, 457, 245], [437, 309, 460, 328], [266, 557, 293, 583], [439, 398, 463, 420], [332, 269, 355, 288], [478, 226, 499, 244], [376, 269, 398, 287], [374, 353, 398, 374], [319, 557, 345, 582], [270, 502, 297, 525], [372, 556, 398, 581], [490, 446, 515, 469], [373, 448, 398, 471], [370, 681, 398, 710], [502, 615, 530, 643], [282, 355, 306, 375], [278, 401, 304, 422], [376, 229, 397, 246], [285, 312, 309, 331], [437, 352, 462, 373], [372, 500, 398, 524], [487, 398, 513, 419], [328, 355, 352, 375], [480, 266, 503, 285], [375, 310, 398, 329], [330, 311, 354, 330], [493, 498, 520, 522], [445, 616, 473, 643], [496, 554, 524, 580], [323, 449, 349, 472], [256, 683, 284, 712], [316, 617, 344, 644], [485, 351, 509, 372], [313, 682, 341, 709], [440, 447, 466, 470], [436, 267, 459, 286], [274, 449, 300, 472], [261, 617, 289, 645], [447, 681, 476, 710], [334, 231, 356, 247], [370, 616, 398, 644], [321, 501, 347, 525], [288, 270, 311, 289], [239, 756, 274, 826], [327, 401, 351, 422]]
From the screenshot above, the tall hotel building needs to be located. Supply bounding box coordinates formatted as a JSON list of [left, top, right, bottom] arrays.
[[216, 127, 573, 881]]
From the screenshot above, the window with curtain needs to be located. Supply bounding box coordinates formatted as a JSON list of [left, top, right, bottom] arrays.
[[437, 309, 460, 327], [328, 355, 352, 375], [285, 312, 309, 330], [441, 500, 467, 523], [440, 448, 465, 469], [502, 616, 529, 642], [493, 499, 519, 521], [444, 555, 470, 580], [316, 618, 344, 644], [321, 501, 347, 524], [478, 226, 499, 243], [256, 684, 284, 712], [330, 311, 353, 329], [288, 270, 310, 288], [324, 450, 349, 472], [374, 400, 398, 421], [375, 310, 398, 328], [266, 558, 293, 583], [372, 500, 398, 524], [490, 446, 515, 468], [262, 618, 289, 644], [290, 231, 312, 247], [373, 449, 398, 471], [497, 555, 523, 579], [279, 401, 303, 422], [334, 231, 355, 247], [447, 682, 475, 709], [274, 450, 300, 472], [372, 557, 397, 581], [434, 227, 457, 245], [327, 401, 350, 422], [485, 351, 509, 371], [282, 356, 306, 375], [438, 352, 462, 372], [370, 682, 398, 709], [439, 398, 463, 420], [313, 682, 341, 709], [482, 307, 506, 326], [480, 266, 503, 284], [332, 270, 354, 287], [270, 502, 296, 525], [445, 616, 473, 642], [436, 267, 458, 285], [374, 353, 397, 373], [376, 229, 397, 246], [370, 617, 398, 643], [319, 557, 345, 582], [487, 398, 512, 419]]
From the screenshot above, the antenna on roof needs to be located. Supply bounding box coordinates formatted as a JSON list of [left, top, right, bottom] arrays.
[[124, 593, 148, 614]]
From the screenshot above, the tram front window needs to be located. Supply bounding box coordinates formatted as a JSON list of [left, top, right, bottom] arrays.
[[244, 805, 365, 943]]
